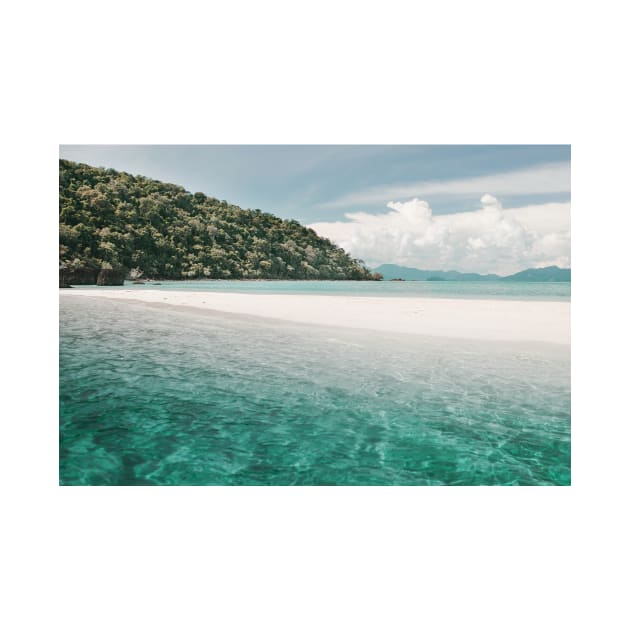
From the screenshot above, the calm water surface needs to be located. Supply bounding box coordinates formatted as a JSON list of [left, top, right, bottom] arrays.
[[60, 294, 570, 485], [73, 279, 571, 300]]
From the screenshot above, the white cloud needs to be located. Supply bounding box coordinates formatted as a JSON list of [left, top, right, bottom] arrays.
[[309, 195, 571, 275], [322, 161, 571, 208]]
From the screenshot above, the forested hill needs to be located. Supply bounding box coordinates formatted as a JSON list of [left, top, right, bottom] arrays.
[[59, 160, 375, 280]]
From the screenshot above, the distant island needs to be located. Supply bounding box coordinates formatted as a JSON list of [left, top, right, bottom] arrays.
[[499, 266, 571, 282], [59, 160, 377, 283], [371, 263, 570, 282]]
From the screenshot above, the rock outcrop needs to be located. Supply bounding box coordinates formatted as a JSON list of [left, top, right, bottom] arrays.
[[96, 269, 125, 286], [59, 270, 71, 288], [59, 267, 126, 287], [59, 268, 98, 287]]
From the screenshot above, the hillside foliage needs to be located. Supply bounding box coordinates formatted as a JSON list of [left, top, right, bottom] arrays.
[[59, 160, 375, 280]]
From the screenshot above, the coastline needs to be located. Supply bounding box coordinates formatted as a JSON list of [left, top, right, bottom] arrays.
[[61, 289, 570, 345]]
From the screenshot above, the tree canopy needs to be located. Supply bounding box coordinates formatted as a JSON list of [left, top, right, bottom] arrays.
[[59, 160, 376, 280]]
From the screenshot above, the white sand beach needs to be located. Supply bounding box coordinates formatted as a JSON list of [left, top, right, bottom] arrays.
[[63, 289, 570, 345]]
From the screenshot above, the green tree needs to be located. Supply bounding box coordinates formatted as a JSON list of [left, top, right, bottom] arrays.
[[59, 159, 378, 281]]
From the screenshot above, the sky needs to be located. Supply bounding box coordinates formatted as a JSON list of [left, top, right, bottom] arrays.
[[59, 145, 571, 274]]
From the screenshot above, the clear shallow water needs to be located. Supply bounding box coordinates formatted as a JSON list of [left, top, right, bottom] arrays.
[[60, 295, 571, 485], [74, 279, 571, 301]]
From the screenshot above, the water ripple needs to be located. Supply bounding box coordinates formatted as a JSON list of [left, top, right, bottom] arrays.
[[60, 296, 570, 485]]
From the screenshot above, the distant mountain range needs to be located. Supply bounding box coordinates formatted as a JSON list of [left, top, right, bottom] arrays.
[[372, 264, 571, 282], [500, 266, 571, 281]]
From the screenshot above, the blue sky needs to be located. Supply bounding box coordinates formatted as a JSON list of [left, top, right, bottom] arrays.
[[59, 145, 570, 273]]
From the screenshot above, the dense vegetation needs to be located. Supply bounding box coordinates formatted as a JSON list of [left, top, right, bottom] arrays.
[[59, 160, 375, 280]]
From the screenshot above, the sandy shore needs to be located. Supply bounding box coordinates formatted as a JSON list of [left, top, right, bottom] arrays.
[[62, 289, 570, 345]]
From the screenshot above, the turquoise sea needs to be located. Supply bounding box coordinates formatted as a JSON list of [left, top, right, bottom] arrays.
[[74, 279, 571, 300], [59, 282, 570, 485]]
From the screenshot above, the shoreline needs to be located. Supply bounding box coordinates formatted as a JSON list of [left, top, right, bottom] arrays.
[[61, 289, 570, 345]]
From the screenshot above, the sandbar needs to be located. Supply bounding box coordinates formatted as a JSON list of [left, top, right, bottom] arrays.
[[62, 289, 570, 345]]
